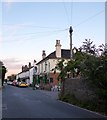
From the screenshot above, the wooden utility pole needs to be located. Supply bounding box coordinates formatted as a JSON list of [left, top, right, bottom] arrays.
[[69, 26, 73, 59]]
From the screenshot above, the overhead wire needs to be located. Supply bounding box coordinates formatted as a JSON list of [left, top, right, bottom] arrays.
[[62, 1, 70, 26], [74, 9, 105, 28], [2, 7, 105, 43], [3, 28, 68, 37], [70, 1, 73, 26], [2, 24, 62, 29], [2, 28, 68, 43]]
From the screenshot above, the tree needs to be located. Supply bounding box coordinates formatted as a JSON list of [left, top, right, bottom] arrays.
[[55, 40, 107, 107], [81, 39, 97, 55], [7, 74, 16, 81], [55, 59, 67, 95], [78, 41, 107, 104], [0, 61, 7, 86]]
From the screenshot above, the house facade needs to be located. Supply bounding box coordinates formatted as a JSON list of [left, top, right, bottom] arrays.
[[16, 63, 36, 85], [36, 40, 70, 87]]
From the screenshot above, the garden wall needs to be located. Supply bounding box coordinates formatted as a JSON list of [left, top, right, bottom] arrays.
[[64, 78, 97, 102]]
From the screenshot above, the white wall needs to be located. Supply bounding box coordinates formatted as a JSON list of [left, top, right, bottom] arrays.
[[16, 66, 38, 85], [16, 71, 30, 84], [49, 59, 60, 73], [29, 67, 33, 84], [37, 59, 60, 74]]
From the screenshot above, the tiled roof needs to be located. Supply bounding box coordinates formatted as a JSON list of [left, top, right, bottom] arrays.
[[17, 66, 34, 75], [36, 49, 70, 65], [61, 49, 70, 59]]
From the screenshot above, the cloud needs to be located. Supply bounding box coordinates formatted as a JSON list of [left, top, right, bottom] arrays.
[[2, 58, 22, 69], [1, 58, 23, 76], [2, 23, 34, 42], [0, 35, 2, 45], [1, 57, 35, 77]]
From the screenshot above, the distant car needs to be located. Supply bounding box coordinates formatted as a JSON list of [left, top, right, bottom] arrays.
[[18, 82, 28, 87], [16, 81, 21, 87], [7, 81, 13, 85], [12, 80, 17, 86], [35, 84, 39, 89]]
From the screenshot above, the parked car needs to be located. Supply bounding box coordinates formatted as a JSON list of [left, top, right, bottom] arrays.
[[35, 84, 39, 89], [16, 81, 21, 87], [18, 81, 28, 87], [7, 81, 13, 85], [12, 80, 17, 86]]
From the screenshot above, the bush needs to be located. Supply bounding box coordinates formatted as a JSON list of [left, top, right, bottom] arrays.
[[59, 93, 107, 115]]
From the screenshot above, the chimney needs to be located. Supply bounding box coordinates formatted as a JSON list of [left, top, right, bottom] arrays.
[[55, 40, 61, 58], [22, 66, 24, 72], [42, 50, 46, 59], [25, 65, 28, 71], [28, 62, 31, 68]]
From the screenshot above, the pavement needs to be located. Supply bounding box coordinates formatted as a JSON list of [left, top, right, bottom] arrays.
[[0, 89, 2, 120]]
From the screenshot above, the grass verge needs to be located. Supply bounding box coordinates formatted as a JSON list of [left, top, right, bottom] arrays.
[[59, 93, 107, 116]]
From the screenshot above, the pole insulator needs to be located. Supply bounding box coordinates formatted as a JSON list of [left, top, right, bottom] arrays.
[[69, 26, 73, 34]]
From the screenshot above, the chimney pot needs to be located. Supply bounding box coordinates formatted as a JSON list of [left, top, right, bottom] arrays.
[[28, 62, 31, 68], [42, 50, 46, 59]]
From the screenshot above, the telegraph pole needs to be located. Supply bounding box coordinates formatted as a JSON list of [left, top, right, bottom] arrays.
[[69, 26, 73, 59]]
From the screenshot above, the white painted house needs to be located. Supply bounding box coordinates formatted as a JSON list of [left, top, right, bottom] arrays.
[[16, 62, 38, 85], [36, 40, 70, 86]]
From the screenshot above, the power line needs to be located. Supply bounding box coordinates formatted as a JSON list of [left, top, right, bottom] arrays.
[[2, 28, 68, 43], [74, 9, 104, 28], [62, 1, 70, 26], [3, 28, 68, 37], [2, 8, 105, 43], [2, 24, 62, 29], [70, 1, 73, 25]]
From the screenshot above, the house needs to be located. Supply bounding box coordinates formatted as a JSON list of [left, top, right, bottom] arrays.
[[36, 40, 70, 88], [16, 40, 71, 88], [16, 62, 35, 85]]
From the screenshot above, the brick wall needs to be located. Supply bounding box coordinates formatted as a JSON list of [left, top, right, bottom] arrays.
[[50, 73, 59, 85]]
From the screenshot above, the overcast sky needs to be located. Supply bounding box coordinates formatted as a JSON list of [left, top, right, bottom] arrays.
[[0, 0, 106, 77]]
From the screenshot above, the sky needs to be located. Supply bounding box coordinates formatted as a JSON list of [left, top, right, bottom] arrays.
[[0, 0, 106, 77]]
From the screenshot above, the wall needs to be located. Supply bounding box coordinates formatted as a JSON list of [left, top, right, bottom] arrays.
[[29, 67, 33, 84], [0, 79, 1, 89], [64, 78, 97, 101], [49, 72, 59, 85]]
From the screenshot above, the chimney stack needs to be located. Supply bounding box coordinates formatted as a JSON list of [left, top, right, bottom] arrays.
[[25, 65, 28, 71], [22, 66, 24, 72], [42, 50, 46, 59], [55, 40, 61, 58], [28, 62, 31, 68]]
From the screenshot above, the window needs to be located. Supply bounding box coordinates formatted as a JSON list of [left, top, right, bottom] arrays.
[[50, 78, 53, 83]]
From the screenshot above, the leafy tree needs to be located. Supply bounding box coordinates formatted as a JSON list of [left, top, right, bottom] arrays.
[[78, 40, 107, 104], [0, 61, 7, 86], [55, 39, 107, 108], [81, 39, 97, 55], [7, 74, 16, 81], [55, 59, 67, 95]]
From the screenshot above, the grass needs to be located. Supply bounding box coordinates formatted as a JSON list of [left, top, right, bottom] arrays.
[[59, 93, 107, 116]]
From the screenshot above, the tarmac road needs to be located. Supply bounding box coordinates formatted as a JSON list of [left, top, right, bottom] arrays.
[[2, 85, 107, 119]]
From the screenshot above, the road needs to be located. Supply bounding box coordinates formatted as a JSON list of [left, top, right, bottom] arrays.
[[2, 85, 107, 119]]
